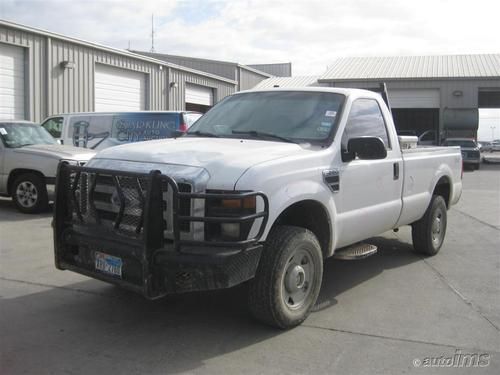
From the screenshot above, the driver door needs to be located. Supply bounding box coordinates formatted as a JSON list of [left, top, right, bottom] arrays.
[[334, 98, 403, 248]]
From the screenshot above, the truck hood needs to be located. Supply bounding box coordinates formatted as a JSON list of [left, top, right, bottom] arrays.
[[14, 144, 96, 161], [91, 137, 305, 189]]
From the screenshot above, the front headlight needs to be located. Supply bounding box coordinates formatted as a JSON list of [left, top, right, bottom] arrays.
[[205, 193, 256, 241], [60, 159, 86, 166]]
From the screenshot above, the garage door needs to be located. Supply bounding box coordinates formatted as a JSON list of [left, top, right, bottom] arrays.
[[388, 89, 440, 109], [185, 83, 213, 106], [0, 44, 25, 119], [95, 64, 146, 112]]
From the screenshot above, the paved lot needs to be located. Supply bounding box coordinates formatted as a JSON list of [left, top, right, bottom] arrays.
[[1, 164, 499, 374]]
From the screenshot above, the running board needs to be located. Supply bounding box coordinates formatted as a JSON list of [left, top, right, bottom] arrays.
[[333, 243, 378, 260]]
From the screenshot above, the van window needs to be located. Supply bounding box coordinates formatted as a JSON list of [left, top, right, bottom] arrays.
[[69, 113, 181, 149], [41, 117, 64, 138]]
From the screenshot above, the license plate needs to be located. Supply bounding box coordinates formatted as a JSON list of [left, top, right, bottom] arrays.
[[95, 251, 122, 278]]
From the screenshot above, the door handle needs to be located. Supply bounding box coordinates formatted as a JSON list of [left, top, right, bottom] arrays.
[[393, 162, 400, 180]]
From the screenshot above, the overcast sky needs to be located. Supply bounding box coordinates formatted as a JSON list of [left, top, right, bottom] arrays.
[[1, 0, 499, 139], [1, 0, 499, 76]]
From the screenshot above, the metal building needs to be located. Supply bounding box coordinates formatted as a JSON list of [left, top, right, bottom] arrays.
[[132, 51, 276, 94], [319, 55, 500, 141], [247, 63, 292, 77], [0, 20, 272, 121]]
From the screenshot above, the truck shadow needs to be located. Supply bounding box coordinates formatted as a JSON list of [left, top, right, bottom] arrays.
[[1, 235, 420, 374]]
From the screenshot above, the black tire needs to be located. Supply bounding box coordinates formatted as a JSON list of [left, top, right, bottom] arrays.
[[11, 173, 49, 214], [411, 195, 447, 256], [475, 163, 481, 170], [248, 225, 323, 329]]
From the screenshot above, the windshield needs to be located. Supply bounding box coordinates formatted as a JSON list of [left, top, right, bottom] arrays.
[[188, 91, 345, 144], [443, 139, 477, 148], [0, 122, 56, 148]]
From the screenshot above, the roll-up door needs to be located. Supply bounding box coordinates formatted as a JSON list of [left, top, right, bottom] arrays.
[[95, 64, 146, 111], [0, 43, 25, 119], [389, 89, 440, 109]]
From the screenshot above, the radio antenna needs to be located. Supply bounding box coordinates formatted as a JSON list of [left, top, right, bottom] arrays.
[[150, 14, 155, 53]]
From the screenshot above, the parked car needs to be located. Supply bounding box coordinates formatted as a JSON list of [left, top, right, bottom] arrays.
[[442, 138, 481, 170], [0, 121, 95, 213], [53, 87, 462, 328], [41, 111, 202, 151], [478, 141, 492, 152], [490, 140, 500, 152]]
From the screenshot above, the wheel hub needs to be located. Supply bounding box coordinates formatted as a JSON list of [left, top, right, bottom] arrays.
[[431, 211, 443, 245], [285, 264, 306, 293], [281, 249, 314, 310], [16, 181, 38, 208]]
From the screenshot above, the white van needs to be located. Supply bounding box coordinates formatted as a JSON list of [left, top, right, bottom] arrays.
[[41, 111, 202, 150]]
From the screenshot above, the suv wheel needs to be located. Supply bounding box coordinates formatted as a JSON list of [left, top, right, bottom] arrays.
[[11, 173, 49, 214]]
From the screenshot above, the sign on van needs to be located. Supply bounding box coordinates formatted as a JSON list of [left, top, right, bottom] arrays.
[[111, 114, 178, 142], [71, 113, 181, 149]]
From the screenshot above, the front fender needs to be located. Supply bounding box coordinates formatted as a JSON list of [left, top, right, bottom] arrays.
[[255, 179, 338, 257]]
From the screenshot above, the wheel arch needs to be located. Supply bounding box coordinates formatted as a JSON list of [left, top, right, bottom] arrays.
[[270, 199, 332, 259], [7, 169, 46, 195], [432, 175, 452, 208]]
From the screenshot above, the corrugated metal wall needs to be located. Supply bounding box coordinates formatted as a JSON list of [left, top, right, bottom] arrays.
[[327, 79, 500, 135], [247, 63, 292, 77], [326, 79, 500, 108], [238, 67, 268, 91], [137, 52, 237, 80], [48, 38, 169, 116], [0, 23, 240, 122], [0, 25, 47, 121], [169, 68, 235, 110]]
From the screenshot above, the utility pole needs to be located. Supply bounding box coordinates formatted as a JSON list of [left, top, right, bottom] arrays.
[[150, 14, 155, 53]]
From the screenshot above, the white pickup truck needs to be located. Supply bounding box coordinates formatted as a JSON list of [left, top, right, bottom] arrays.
[[53, 87, 462, 328], [0, 121, 95, 213]]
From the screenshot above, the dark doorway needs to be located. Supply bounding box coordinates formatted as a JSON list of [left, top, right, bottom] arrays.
[[186, 102, 211, 113], [391, 108, 440, 139], [478, 91, 500, 109]]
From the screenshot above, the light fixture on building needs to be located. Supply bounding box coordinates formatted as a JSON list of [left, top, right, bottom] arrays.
[[452, 90, 463, 97], [170, 82, 178, 89], [60, 61, 76, 69]]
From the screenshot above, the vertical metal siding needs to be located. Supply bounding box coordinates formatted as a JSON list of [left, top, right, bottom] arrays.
[[136, 52, 237, 80], [238, 68, 268, 90], [168, 69, 235, 110], [0, 26, 46, 121]]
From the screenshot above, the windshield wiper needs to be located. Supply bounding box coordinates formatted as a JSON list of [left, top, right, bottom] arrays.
[[232, 130, 296, 144], [17, 143, 35, 147], [187, 130, 220, 138]]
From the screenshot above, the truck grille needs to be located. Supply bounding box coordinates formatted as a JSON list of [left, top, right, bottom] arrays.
[[67, 171, 192, 238]]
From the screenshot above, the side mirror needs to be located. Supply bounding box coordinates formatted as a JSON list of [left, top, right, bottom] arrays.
[[346, 137, 387, 161]]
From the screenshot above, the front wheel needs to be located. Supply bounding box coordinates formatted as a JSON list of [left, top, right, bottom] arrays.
[[412, 195, 447, 256], [11, 173, 49, 214], [248, 225, 323, 329]]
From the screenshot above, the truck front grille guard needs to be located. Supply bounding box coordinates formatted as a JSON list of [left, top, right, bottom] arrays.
[[54, 163, 269, 254]]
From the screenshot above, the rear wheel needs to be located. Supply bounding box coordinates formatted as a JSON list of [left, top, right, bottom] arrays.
[[412, 195, 447, 256], [475, 163, 481, 170], [11, 173, 48, 214], [248, 225, 323, 329]]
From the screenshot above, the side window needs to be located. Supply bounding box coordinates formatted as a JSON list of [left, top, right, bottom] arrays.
[[341, 99, 390, 150], [41, 117, 64, 138]]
